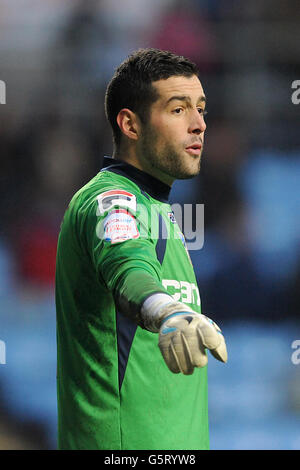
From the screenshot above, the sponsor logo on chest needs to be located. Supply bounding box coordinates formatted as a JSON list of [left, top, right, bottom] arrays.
[[162, 279, 201, 306]]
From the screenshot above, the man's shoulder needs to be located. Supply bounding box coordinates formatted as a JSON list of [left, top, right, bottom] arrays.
[[68, 170, 148, 220]]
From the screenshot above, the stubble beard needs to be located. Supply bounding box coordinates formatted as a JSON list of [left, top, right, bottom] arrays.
[[139, 124, 203, 181]]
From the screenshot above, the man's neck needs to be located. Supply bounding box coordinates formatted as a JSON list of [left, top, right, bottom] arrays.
[[113, 148, 174, 188], [101, 156, 172, 203]]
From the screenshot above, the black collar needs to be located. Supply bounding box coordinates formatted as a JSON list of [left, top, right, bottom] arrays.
[[100, 156, 171, 203]]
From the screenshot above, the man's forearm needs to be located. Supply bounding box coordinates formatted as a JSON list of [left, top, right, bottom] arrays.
[[113, 268, 171, 328]]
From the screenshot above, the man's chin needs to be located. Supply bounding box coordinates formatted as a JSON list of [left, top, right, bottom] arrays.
[[175, 171, 200, 180], [174, 161, 202, 179]]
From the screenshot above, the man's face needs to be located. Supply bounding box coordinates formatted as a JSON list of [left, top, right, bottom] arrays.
[[138, 74, 207, 184]]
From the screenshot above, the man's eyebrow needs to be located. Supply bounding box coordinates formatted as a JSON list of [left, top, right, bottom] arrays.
[[166, 95, 206, 105]]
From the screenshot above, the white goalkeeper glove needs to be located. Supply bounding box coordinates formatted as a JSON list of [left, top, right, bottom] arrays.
[[141, 294, 227, 375]]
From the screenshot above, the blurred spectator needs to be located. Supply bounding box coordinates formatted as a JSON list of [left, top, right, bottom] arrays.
[[7, 117, 99, 288], [0, 406, 49, 450], [199, 120, 248, 229], [286, 258, 300, 320], [0, 115, 18, 238], [150, 0, 219, 72]]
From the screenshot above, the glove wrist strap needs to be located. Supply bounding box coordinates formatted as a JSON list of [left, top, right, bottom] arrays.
[[141, 293, 194, 333]]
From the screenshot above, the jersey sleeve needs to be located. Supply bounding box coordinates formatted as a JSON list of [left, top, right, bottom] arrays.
[[78, 187, 169, 327]]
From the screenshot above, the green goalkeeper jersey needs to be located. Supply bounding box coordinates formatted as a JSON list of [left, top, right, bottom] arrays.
[[56, 156, 209, 450]]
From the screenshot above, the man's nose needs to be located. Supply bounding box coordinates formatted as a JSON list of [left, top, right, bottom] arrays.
[[188, 111, 206, 134]]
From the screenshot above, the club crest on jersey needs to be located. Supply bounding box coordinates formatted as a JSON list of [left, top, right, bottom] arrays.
[[167, 211, 176, 224], [96, 190, 137, 215], [103, 209, 140, 244]]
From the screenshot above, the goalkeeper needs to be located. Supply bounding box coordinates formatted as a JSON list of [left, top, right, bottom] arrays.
[[56, 48, 227, 450]]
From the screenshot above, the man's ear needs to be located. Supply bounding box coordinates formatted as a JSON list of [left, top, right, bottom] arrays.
[[116, 108, 141, 142]]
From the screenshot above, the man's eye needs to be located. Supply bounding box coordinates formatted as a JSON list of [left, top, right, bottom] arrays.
[[198, 108, 208, 116], [173, 108, 183, 114]]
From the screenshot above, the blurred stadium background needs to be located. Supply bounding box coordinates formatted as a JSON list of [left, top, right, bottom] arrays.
[[0, 0, 300, 450]]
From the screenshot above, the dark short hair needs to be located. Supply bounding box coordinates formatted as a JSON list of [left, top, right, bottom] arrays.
[[104, 48, 199, 148]]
